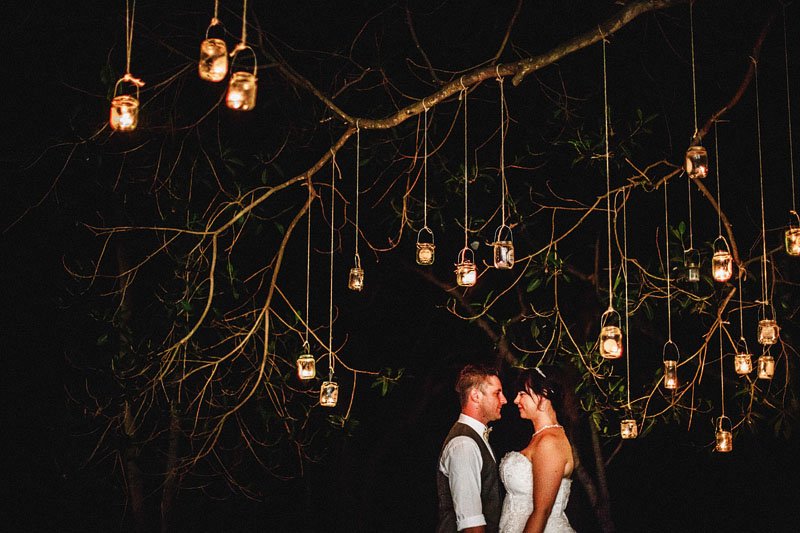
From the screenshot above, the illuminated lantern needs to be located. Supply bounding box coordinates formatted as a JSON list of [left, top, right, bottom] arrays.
[[757, 319, 779, 346], [620, 419, 638, 440], [198, 38, 228, 82], [226, 71, 257, 110], [455, 248, 477, 287], [733, 338, 752, 375], [320, 379, 339, 407], [715, 416, 733, 453], [757, 354, 775, 379], [226, 46, 258, 111], [785, 211, 800, 256], [348, 255, 364, 291], [110, 75, 142, 132], [662, 341, 680, 390], [685, 144, 708, 179], [711, 237, 733, 283], [684, 248, 700, 282], [598, 308, 623, 360], [416, 227, 435, 265], [296, 344, 316, 380], [110, 95, 139, 131], [492, 225, 514, 270]]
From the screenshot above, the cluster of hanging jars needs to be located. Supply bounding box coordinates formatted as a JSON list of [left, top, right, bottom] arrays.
[[198, 19, 258, 111]]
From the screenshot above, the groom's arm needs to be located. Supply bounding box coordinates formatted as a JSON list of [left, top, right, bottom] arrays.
[[441, 437, 486, 531]]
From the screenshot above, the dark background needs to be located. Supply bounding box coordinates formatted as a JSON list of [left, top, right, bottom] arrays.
[[3, 1, 800, 531]]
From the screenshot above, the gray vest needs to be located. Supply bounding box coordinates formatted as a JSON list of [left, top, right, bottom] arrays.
[[436, 422, 501, 533]]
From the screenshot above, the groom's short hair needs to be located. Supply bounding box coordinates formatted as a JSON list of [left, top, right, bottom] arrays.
[[455, 364, 499, 407]]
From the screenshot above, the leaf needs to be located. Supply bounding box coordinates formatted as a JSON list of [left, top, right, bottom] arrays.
[[526, 277, 542, 293]]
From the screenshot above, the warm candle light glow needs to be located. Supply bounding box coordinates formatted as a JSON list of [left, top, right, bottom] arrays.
[[297, 353, 316, 380], [757, 354, 775, 379], [734, 352, 752, 375], [226, 71, 257, 110], [416, 242, 435, 265], [785, 227, 800, 256], [320, 380, 339, 407], [199, 38, 229, 81], [663, 360, 678, 390], [492, 240, 514, 270], [757, 319, 779, 345], [455, 248, 477, 287], [711, 251, 733, 282], [620, 419, 638, 439], [715, 428, 732, 452], [110, 95, 139, 131], [599, 325, 623, 359], [348, 267, 364, 291], [685, 145, 708, 179]]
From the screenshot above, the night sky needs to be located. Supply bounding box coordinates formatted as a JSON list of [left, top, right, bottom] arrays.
[[3, 1, 800, 531]]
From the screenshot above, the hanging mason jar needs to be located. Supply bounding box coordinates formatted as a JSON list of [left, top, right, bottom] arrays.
[[684, 247, 700, 282], [492, 225, 514, 270], [455, 248, 477, 287], [320, 378, 339, 407], [226, 46, 258, 111], [198, 38, 229, 82], [296, 343, 316, 380], [685, 144, 708, 179], [733, 338, 752, 375], [711, 236, 733, 283], [757, 353, 775, 379], [109, 76, 142, 132], [757, 318, 779, 346], [348, 254, 364, 291], [620, 419, 638, 440], [598, 308, 623, 360], [715, 416, 733, 453], [416, 227, 435, 265], [662, 341, 680, 390], [785, 211, 800, 256]]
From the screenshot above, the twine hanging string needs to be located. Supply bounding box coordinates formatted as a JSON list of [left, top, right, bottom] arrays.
[[738, 270, 746, 342], [689, 0, 699, 140], [623, 191, 631, 410], [783, 4, 797, 214], [687, 173, 694, 249], [238, 0, 248, 48], [664, 179, 673, 341], [213, 0, 220, 23], [754, 59, 769, 310], [462, 82, 469, 250], [603, 38, 614, 310], [329, 152, 338, 377], [304, 187, 312, 347], [497, 67, 507, 228], [354, 125, 360, 262], [423, 104, 429, 229], [120, 0, 144, 87], [719, 322, 726, 418]]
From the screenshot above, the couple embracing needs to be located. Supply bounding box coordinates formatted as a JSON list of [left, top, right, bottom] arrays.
[[437, 364, 575, 533]]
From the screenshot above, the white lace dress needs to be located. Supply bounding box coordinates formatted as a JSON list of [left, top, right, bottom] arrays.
[[498, 451, 575, 533]]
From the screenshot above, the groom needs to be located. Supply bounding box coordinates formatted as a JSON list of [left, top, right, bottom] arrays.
[[437, 364, 507, 532]]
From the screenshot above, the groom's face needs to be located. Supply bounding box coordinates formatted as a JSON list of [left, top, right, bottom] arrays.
[[477, 375, 507, 423]]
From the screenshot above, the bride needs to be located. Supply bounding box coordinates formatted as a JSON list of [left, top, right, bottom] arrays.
[[499, 366, 576, 533]]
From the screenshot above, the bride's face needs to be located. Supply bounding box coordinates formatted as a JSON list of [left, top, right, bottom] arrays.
[[513, 389, 539, 419]]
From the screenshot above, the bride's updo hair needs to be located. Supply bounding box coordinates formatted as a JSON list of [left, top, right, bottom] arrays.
[[516, 365, 578, 437]]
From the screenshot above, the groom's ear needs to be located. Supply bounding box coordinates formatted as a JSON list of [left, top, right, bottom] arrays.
[[469, 386, 481, 403]]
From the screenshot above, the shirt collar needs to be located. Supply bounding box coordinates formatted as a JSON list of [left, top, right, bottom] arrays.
[[458, 413, 489, 438]]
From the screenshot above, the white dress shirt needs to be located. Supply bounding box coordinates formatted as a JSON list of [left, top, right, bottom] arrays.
[[439, 414, 496, 530]]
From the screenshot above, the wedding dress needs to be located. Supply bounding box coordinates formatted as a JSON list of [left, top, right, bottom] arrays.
[[498, 451, 575, 533]]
